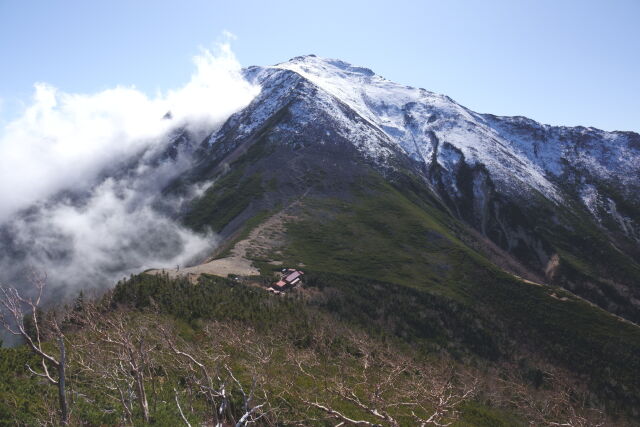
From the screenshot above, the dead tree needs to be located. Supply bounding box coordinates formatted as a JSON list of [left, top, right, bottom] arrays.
[[0, 273, 69, 425], [291, 333, 476, 427], [497, 369, 606, 427], [162, 325, 272, 426], [226, 365, 269, 426], [162, 330, 228, 425], [76, 303, 152, 423], [174, 387, 192, 427], [75, 342, 138, 425]]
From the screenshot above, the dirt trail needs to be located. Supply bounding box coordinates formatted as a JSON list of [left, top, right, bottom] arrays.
[[148, 207, 295, 281]]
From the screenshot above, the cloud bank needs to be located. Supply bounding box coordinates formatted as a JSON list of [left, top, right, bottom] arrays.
[[0, 40, 258, 221], [0, 39, 259, 298]]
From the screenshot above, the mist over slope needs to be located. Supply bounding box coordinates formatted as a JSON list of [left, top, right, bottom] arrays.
[[0, 42, 258, 297], [1, 52, 639, 321]]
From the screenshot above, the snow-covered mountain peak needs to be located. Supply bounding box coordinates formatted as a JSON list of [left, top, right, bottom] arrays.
[[272, 55, 438, 119], [235, 56, 639, 211], [278, 55, 376, 80], [265, 55, 562, 201], [270, 55, 473, 142]]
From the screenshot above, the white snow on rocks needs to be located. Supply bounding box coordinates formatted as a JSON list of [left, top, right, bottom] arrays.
[[271, 55, 564, 201], [223, 55, 638, 210]]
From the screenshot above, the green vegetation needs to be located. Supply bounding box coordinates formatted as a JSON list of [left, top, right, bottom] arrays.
[[0, 265, 628, 425], [0, 346, 53, 426], [112, 273, 312, 342], [528, 190, 640, 323], [269, 176, 640, 417], [281, 181, 490, 297], [183, 169, 264, 233], [182, 132, 279, 234], [175, 148, 640, 422], [0, 274, 530, 426]]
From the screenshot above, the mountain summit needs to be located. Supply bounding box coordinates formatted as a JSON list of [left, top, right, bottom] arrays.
[[256, 55, 639, 204]]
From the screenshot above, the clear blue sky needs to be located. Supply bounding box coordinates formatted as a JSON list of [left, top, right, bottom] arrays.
[[1, 0, 638, 132]]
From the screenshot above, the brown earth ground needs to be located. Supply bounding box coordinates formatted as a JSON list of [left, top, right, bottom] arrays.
[[148, 206, 297, 282]]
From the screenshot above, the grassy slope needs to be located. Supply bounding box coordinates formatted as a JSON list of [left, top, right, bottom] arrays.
[[179, 137, 640, 417], [509, 184, 640, 322], [263, 174, 640, 416]]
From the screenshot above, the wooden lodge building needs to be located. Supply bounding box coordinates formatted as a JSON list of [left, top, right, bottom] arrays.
[[268, 268, 304, 293]]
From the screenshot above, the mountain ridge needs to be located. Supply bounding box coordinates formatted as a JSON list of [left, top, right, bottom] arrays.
[[264, 54, 639, 202]]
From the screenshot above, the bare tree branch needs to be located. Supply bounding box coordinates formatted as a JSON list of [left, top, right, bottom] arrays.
[[0, 273, 69, 425], [174, 388, 192, 427]]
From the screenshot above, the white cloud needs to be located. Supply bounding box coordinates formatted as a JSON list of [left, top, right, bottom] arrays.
[[0, 40, 259, 221], [221, 30, 238, 41], [0, 40, 260, 297], [3, 170, 216, 297]]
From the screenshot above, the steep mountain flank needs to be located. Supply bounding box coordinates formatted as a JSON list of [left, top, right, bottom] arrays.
[[177, 55, 640, 323]]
